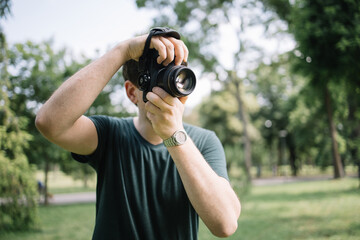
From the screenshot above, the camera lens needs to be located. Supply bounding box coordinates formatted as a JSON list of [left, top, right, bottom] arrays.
[[175, 70, 193, 93], [158, 66, 196, 97]]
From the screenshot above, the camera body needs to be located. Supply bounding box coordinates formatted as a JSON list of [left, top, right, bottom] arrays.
[[138, 49, 196, 102]]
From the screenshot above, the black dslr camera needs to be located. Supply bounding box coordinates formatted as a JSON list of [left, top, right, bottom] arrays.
[[138, 27, 196, 102]]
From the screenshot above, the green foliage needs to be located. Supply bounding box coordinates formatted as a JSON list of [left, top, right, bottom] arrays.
[[262, 0, 360, 178], [1, 3, 39, 228], [6, 39, 130, 187], [0, 155, 39, 230], [6, 40, 85, 191], [137, 0, 360, 179], [289, 0, 360, 83], [199, 91, 242, 146], [0, 0, 11, 19]]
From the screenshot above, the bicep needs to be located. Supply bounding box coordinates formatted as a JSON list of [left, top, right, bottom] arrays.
[[52, 116, 98, 155]]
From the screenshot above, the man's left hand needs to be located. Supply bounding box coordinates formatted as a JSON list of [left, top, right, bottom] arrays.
[[145, 87, 188, 140]]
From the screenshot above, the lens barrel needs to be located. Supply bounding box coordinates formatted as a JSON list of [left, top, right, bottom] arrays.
[[158, 65, 196, 97]]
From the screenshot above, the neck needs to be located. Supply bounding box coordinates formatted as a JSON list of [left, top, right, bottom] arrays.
[[133, 116, 163, 145]]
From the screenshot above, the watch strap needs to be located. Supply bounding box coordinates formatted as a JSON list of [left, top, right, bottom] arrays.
[[163, 130, 187, 147]]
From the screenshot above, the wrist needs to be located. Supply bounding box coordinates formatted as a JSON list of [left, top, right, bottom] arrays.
[[163, 129, 188, 147], [124, 35, 147, 62]]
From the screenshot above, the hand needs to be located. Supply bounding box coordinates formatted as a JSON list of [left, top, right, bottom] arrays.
[[145, 87, 188, 140], [126, 34, 188, 66]]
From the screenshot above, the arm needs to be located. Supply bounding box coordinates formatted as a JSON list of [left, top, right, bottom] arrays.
[[35, 35, 181, 154], [145, 87, 241, 237], [36, 42, 128, 155], [169, 139, 240, 237]]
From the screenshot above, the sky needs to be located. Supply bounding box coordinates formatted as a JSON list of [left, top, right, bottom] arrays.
[[3, 0, 155, 56], [3, 0, 214, 110], [2, 0, 294, 111]]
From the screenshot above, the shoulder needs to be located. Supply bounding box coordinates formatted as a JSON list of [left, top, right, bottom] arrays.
[[184, 123, 213, 136], [87, 115, 135, 140], [88, 115, 132, 128], [184, 123, 219, 148]]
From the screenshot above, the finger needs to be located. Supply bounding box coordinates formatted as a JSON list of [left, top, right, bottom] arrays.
[[146, 91, 171, 111], [145, 100, 161, 115], [146, 111, 155, 122], [159, 37, 175, 66], [182, 41, 189, 63], [150, 37, 167, 64], [146, 88, 176, 111], [179, 96, 188, 104], [152, 87, 178, 107], [168, 38, 185, 65]]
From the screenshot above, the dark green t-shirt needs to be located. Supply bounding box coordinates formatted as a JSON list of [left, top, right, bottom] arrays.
[[72, 116, 228, 240]]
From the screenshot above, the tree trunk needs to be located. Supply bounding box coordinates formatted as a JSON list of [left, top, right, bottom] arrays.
[[83, 175, 88, 188], [233, 79, 252, 181], [357, 161, 360, 189], [277, 139, 283, 176], [324, 86, 344, 178], [287, 134, 298, 176], [44, 160, 50, 205], [347, 92, 360, 187]]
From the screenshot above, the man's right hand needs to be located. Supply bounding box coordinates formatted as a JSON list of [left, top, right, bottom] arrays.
[[126, 34, 188, 66]]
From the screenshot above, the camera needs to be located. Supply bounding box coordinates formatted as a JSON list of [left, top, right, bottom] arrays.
[[138, 49, 196, 102]]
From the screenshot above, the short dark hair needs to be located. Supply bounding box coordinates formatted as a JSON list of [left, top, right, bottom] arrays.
[[122, 59, 140, 88]]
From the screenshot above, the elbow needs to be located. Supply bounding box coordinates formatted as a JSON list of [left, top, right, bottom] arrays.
[[212, 219, 238, 238], [35, 112, 54, 138], [35, 113, 45, 132], [212, 200, 241, 238]]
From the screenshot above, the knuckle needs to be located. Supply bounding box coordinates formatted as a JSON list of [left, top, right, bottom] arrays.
[[166, 108, 176, 116], [167, 44, 174, 51]]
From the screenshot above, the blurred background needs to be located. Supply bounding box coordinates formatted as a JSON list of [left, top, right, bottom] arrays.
[[0, 0, 359, 239]]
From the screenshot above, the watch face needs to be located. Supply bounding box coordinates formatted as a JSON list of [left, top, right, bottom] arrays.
[[175, 131, 187, 144]]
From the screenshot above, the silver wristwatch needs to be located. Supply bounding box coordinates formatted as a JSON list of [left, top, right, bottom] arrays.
[[163, 130, 188, 147]]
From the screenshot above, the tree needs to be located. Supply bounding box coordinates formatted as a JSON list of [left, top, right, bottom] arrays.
[[7, 40, 133, 203], [198, 80, 261, 181], [250, 53, 305, 176], [135, 0, 284, 180], [262, 0, 360, 179], [0, 0, 39, 230]]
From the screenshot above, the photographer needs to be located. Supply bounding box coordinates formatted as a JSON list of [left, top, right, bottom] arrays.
[[35, 28, 240, 239]]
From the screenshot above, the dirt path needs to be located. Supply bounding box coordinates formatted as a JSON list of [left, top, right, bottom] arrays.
[[45, 175, 357, 205], [41, 192, 96, 205], [252, 175, 335, 186]]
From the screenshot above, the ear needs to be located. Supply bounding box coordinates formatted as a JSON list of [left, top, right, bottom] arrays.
[[125, 80, 139, 105]]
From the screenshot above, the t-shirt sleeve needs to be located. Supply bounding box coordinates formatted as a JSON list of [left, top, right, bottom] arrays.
[[71, 115, 110, 171], [201, 131, 229, 181]]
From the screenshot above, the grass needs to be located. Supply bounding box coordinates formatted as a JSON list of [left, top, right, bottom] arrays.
[[199, 177, 360, 240], [0, 204, 95, 240], [36, 170, 96, 194], [1, 178, 359, 240]]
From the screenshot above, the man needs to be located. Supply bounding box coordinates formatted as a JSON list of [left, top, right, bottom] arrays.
[[35, 28, 241, 239]]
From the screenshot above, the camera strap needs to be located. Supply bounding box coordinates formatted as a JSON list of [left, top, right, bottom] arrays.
[[138, 27, 181, 74]]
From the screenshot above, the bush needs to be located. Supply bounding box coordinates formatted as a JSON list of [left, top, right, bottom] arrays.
[[0, 153, 39, 231]]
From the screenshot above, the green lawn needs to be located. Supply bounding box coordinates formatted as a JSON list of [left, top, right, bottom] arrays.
[[0, 204, 95, 240], [199, 177, 360, 240], [1, 178, 359, 240]]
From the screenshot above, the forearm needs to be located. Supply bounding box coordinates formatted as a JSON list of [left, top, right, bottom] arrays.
[[167, 139, 241, 237], [36, 41, 129, 136]]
